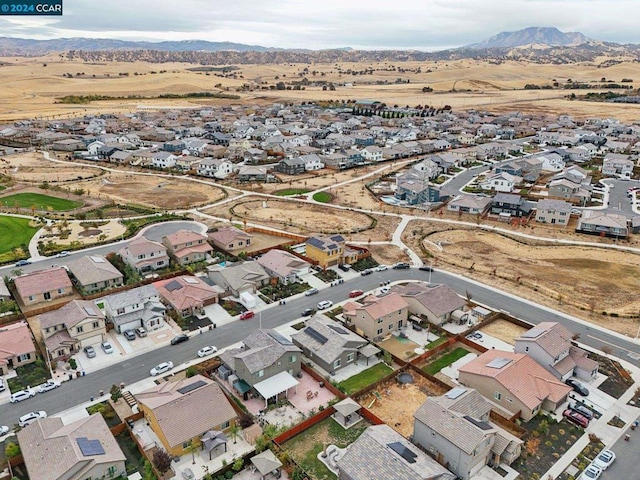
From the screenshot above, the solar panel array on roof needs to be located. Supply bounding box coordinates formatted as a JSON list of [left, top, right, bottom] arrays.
[[464, 415, 493, 430], [267, 330, 293, 346], [177, 379, 207, 395], [304, 326, 328, 344], [486, 357, 512, 369], [306, 237, 325, 249], [445, 387, 467, 399], [328, 325, 348, 335], [83, 306, 98, 317], [77, 437, 106, 456], [521, 328, 544, 339], [165, 280, 183, 292], [387, 441, 417, 464]]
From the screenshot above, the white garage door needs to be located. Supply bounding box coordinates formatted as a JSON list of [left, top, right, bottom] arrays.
[[80, 334, 103, 348]]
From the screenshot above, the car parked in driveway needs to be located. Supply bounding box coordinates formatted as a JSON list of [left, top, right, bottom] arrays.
[[19, 411, 47, 427], [101, 341, 114, 354], [579, 464, 602, 480], [565, 378, 589, 396], [0, 377, 5, 392], [10, 389, 35, 403], [197, 346, 218, 358], [170, 334, 189, 345], [338, 264, 351, 272], [563, 408, 589, 428], [136, 327, 147, 337], [150, 361, 174, 376], [123, 329, 136, 341], [239, 310, 255, 320], [37, 380, 60, 393], [182, 467, 195, 480], [317, 300, 333, 310], [304, 288, 319, 296], [593, 449, 615, 470], [84, 345, 96, 358], [568, 401, 593, 420]]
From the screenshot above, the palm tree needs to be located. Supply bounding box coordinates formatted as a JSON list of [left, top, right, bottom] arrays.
[[229, 423, 240, 444]]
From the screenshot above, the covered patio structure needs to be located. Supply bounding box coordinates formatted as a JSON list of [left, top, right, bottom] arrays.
[[250, 449, 283, 479], [254, 371, 299, 408], [201, 430, 228, 460], [358, 344, 380, 365], [331, 397, 363, 429]]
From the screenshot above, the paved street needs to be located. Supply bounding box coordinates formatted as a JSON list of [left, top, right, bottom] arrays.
[[600, 414, 640, 479]]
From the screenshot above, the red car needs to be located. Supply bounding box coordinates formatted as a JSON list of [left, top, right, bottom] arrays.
[[349, 290, 364, 298], [563, 408, 589, 428], [239, 310, 255, 320]]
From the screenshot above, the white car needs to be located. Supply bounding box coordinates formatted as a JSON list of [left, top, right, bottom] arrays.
[[197, 346, 218, 358], [593, 449, 615, 470], [317, 300, 334, 310], [0, 425, 9, 436], [580, 464, 602, 480], [10, 389, 35, 403], [18, 411, 47, 427], [38, 380, 61, 393], [150, 361, 174, 376], [101, 341, 114, 354], [379, 286, 390, 294], [56, 251, 70, 257], [375, 265, 388, 271]]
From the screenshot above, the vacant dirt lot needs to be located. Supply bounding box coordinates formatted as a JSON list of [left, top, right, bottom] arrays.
[[0, 152, 103, 182], [480, 319, 529, 346], [367, 244, 411, 267]]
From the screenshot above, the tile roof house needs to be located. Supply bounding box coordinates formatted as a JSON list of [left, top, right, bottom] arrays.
[[305, 234, 359, 268], [392, 283, 465, 326], [66, 254, 124, 294], [153, 275, 223, 318], [135, 375, 237, 457], [256, 249, 311, 284], [446, 195, 492, 215], [13, 267, 73, 307], [514, 322, 598, 382], [342, 293, 409, 341], [39, 300, 107, 359], [413, 387, 523, 480], [118, 236, 169, 273], [208, 226, 253, 253], [458, 350, 572, 421], [577, 210, 628, 238], [207, 261, 271, 297], [97, 284, 166, 334], [0, 321, 37, 376], [336, 424, 456, 480], [17, 414, 126, 480], [162, 229, 213, 266], [535, 199, 572, 226]]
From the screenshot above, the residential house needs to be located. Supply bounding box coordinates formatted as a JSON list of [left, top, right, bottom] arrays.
[[256, 249, 311, 284], [39, 300, 106, 359], [479, 172, 522, 193], [446, 195, 492, 215], [14, 267, 73, 307], [342, 293, 409, 341], [0, 278, 10, 302], [97, 284, 166, 334], [196, 158, 235, 179], [393, 283, 465, 326], [18, 414, 126, 480], [207, 261, 271, 297], [577, 210, 628, 238], [0, 321, 37, 376], [360, 145, 383, 162], [291, 315, 379, 374], [66, 254, 124, 294], [489, 193, 532, 218], [51, 138, 85, 152], [514, 322, 598, 381], [237, 165, 269, 182], [495, 162, 523, 176], [534, 199, 572, 226], [458, 350, 572, 421], [537, 153, 566, 172], [174, 155, 201, 172], [208, 226, 253, 253], [602, 156, 634, 178], [395, 162, 441, 205], [336, 424, 456, 480], [413, 388, 523, 480], [220, 329, 301, 402], [154, 275, 222, 318], [118, 236, 170, 273], [150, 151, 178, 169], [136, 375, 237, 457], [299, 153, 325, 170], [162, 229, 212, 266], [305, 234, 359, 268], [275, 157, 306, 175], [547, 179, 590, 206]]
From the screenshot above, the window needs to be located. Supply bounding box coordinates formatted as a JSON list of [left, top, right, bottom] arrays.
[[256, 369, 264, 378], [290, 355, 297, 363], [57, 288, 65, 294], [377, 318, 383, 324], [93, 321, 99, 329], [334, 359, 341, 369], [107, 465, 117, 477], [45, 327, 50, 334], [347, 353, 354, 363], [28, 295, 35, 302], [388, 324, 393, 330], [220, 420, 230, 429], [117, 308, 125, 315], [17, 353, 31, 362], [525, 346, 529, 352], [494, 391, 502, 401], [377, 328, 383, 335], [506, 397, 513, 403], [182, 440, 192, 449], [77, 326, 84, 333]]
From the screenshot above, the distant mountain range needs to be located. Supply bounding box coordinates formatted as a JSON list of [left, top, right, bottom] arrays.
[[467, 27, 592, 49]]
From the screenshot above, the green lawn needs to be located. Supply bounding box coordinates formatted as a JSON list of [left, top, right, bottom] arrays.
[[0, 193, 83, 211], [312, 191, 333, 203], [338, 362, 393, 395], [0, 215, 39, 258], [274, 188, 310, 196], [423, 347, 470, 375], [426, 337, 449, 349]]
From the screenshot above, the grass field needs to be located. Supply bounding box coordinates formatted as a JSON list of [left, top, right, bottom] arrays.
[[274, 188, 310, 196], [338, 363, 393, 395], [423, 347, 470, 375], [0, 193, 83, 211], [0, 215, 39, 259], [312, 192, 333, 203]]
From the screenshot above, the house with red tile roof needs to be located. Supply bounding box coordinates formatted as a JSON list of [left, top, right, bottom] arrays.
[[342, 293, 409, 341], [162, 229, 213, 266], [118, 236, 169, 273], [208, 226, 253, 253], [0, 321, 37, 375], [153, 275, 223, 317], [392, 283, 465, 325], [458, 350, 572, 421], [13, 267, 73, 307], [256, 249, 311, 284]]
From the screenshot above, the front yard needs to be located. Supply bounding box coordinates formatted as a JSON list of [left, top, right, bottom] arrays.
[[260, 281, 311, 301], [337, 363, 393, 395], [589, 351, 635, 399], [7, 357, 50, 391]]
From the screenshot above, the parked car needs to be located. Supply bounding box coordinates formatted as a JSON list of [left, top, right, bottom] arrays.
[[0, 426, 9, 436], [123, 329, 136, 341], [419, 265, 433, 272], [563, 408, 589, 428], [18, 411, 47, 427], [593, 449, 615, 470], [14, 259, 31, 267], [360, 268, 373, 276], [239, 310, 255, 320], [565, 378, 589, 396], [317, 300, 333, 310], [579, 464, 602, 480], [375, 265, 388, 271], [304, 288, 319, 296], [379, 286, 390, 294], [10, 390, 35, 403], [301, 308, 315, 317], [101, 341, 114, 354], [55, 251, 70, 258], [182, 468, 195, 480], [136, 327, 147, 337], [338, 264, 351, 272], [84, 345, 96, 358], [37, 380, 60, 394], [411, 322, 423, 331], [170, 334, 189, 345], [393, 262, 410, 269], [150, 361, 174, 376], [568, 402, 593, 420], [197, 346, 218, 358], [349, 290, 364, 298]]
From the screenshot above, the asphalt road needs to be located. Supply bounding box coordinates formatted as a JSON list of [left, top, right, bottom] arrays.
[[601, 178, 638, 218], [2, 266, 638, 429], [600, 414, 640, 479]]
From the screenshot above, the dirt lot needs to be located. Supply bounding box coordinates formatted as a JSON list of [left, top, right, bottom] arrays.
[[378, 335, 420, 360], [479, 319, 529, 346], [356, 373, 448, 438], [367, 244, 411, 267], [0, 152, 103, 182]]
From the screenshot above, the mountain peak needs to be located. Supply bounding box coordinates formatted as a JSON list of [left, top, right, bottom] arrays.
[[467, 27, 592, 49]]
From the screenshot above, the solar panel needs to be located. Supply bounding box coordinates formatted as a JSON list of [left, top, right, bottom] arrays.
[[486, 357, 512, 369], [83, 306, 98, 317], [445, 387, 467, 400], [165, 280, 183, 292], [177, 379, 207, 394], [77, 437, 105, 456], [304, 326, 328, 344], [267, 330, 293, 345], [328, 325, 348, 335], [464, 415, 493, 430], [388, 441, 417, 464], [183, 277, 199, 284], [521, 328, 544, 339]]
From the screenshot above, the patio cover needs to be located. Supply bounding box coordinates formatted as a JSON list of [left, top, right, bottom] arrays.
[[233, 379, 251, 394], [202, 430, 227, 459], [251, 449, 283, 476], [359, 344, 380, 357], [254, 371, 299, 406], [333, 397, 361, 417]]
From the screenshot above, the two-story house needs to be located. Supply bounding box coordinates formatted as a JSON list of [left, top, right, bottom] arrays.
[[118, 236, 170, 273], [392, 283, 465, 326], [195, 158, 235, 179], [342, 293, 409, 340], [14, 267, 73, 307], [602, 156, 634, 178], [489, 193, 532, 218], [66, 254, 124, 294], [447, 195, 492, 215], [208, 226, 253, 253], [305, 235, 359, 268], [39, 300, 107, 359], [275, 157, 306, 175], [479, 172, 522, 193], [162, 229, 213, 266], [97, 284, 166, 334], [534, 199, 572, 226], [0, 321, 37, 376]]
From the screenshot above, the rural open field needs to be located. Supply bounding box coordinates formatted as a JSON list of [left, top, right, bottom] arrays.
[[0, 152, 103, 182]]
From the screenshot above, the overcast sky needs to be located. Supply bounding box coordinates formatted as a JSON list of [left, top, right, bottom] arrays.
[[2, 0, 639, 49]]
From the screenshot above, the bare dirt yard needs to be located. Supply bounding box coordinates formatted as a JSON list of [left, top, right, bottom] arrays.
[[480, 319, 529, 346], [366, 244, 412, 267], [0, 152, 103, 182]]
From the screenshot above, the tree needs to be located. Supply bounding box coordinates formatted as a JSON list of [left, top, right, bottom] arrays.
[[5, 441, 20, 458], [152, 449, 173, 474], [110, 384, 123, 403], [229, 423, 240, 444], [184, 441, 199, 464], [185, 366, 198, 378], [232, 458, 244, 472]]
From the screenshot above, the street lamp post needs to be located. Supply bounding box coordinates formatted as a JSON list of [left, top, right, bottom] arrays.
[[428, 262, 433, 285]]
